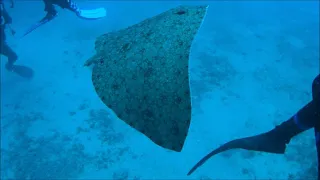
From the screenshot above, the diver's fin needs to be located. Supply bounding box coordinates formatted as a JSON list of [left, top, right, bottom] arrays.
[[77, 8, 106, 19], [187, 133, 287, 176], [11, 65, 34, 78], [187, 119, 304, 176]]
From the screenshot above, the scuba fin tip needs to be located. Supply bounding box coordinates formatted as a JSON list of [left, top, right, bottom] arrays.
[[78, 7, 106, 19]]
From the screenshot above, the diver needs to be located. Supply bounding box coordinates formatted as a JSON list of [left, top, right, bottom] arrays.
[[22, 0, 106, 37], [1, 0, 34, 78], [41, 0, 81, 21], [0, 0, 17, 71], [187, 74, 320, 179]]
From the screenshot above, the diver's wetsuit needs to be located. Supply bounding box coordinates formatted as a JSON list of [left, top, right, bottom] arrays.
[[273, 73, 320, 152], [285, 74, 320, 178], [188, 74, 320, 178], [20, 0, 81, 38], [42, 0, 80, 19], [0, 1, 17, 70]]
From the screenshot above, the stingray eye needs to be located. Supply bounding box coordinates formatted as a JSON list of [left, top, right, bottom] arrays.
[[122, 43, 130, 51], [175, 10, 186, 15]]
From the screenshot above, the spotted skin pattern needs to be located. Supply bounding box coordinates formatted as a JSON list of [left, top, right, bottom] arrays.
[[85, 6, 208, 152]]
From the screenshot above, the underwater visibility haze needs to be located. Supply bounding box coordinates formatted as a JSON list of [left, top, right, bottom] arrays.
[[0, 0, 319, 179]]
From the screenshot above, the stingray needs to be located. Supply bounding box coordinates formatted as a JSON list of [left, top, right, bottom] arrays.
[[84, 5, 208, 152]]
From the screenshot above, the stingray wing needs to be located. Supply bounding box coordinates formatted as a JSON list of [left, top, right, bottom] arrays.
[[87, 5, 208, 152]]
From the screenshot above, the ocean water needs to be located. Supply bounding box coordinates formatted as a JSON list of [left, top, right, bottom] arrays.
[[0, 0, 319, 179]]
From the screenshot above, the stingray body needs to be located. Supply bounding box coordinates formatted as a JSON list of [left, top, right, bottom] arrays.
[[85, 5, 208, 152]]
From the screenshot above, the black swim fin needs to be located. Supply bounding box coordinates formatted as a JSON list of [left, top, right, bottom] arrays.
[[187, 118, 304, 175], [11, 65, 34, 78]]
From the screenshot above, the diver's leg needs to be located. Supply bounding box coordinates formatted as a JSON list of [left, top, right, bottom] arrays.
[[41, 0, 58, 22], [316, 128, 320, 180], [187, 75, 320, 176], [1, 41, 18, 71], [43, 0, 57, 16], [294, 74, 320, 130], [312, 74, 320, 105], [0, 27, 17, 71], [0, 25, 5, 43], [313, 74, 320, 180], [54, 0, 80, 14]]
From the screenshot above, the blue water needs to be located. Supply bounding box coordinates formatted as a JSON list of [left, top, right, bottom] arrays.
[[1, 1, 319, 179]]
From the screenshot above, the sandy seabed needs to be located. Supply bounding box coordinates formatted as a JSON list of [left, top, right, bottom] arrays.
[[1, 1, 319, 179]]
